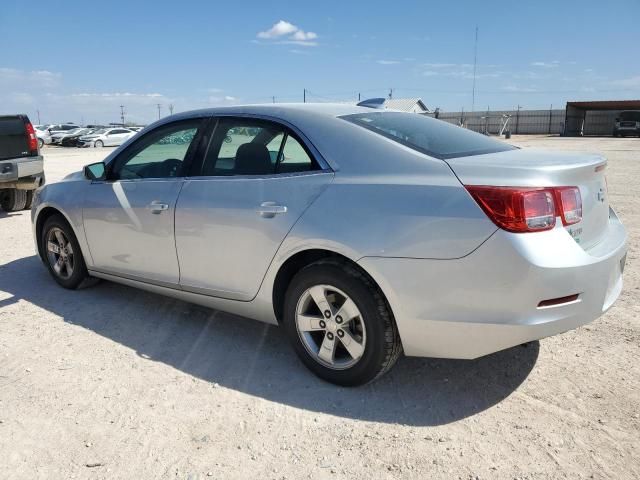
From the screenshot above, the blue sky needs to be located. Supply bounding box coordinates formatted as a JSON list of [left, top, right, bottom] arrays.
[[1, 0, 638, 124]]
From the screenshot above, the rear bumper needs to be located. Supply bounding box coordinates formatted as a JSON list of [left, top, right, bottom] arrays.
[[0, 156, 44, 187], [359, 209, 627, 359]]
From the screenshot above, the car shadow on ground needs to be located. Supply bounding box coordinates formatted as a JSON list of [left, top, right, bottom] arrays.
[[0, 255, 539, 426]]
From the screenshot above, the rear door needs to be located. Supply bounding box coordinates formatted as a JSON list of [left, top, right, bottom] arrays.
[[175, 117, 333, 300]]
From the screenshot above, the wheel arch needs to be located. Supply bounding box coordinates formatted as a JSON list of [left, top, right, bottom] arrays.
[[271, 248, 396, 327], [35, 206, 75, 261]]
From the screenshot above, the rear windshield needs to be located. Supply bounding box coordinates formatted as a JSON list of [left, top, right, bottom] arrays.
[[341, 112, 515, 159]]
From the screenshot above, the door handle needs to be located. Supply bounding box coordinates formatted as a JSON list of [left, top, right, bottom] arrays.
[[148, 201, 169, 214], [258, 201, 287, 218]]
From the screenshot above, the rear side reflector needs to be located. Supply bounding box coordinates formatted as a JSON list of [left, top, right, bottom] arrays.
[[466, 185, 582, 233], [537, 294, 580, 308]]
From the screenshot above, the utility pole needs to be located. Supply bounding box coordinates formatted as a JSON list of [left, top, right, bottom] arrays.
[[156, 104, 162, 120], [358, 92, 361, 102], [272, 96, 275, 103], [120, 105, 125, 126], [303, 88, 306, 103], [471, 26, 478, 112], [169, 104, 174, 115], [515, 104, 521, 134], [388, 88, 393, 99], [36, 109, 41, 124]]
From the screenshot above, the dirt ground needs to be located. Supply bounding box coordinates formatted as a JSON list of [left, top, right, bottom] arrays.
[[1, 136, 638, 480]]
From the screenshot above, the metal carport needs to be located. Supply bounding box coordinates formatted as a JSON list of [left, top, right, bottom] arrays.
[[564, 100, 640, 136]]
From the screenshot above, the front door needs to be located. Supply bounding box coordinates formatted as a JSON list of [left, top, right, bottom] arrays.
[[83, 119, 205, 285], [175, 117, 333, 300]]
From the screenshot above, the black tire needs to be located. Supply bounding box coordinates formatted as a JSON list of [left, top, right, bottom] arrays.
[[94, 140, 104, 148], [0, 189, 28, 212], [41, 214, 91, 289], [282, 259, 402, 386], [38, 138, 45, 149], [24, 190, 34, 210]]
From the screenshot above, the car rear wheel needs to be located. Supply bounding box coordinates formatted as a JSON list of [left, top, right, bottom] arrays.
[[38, 138, 45, 149], [282, 259, 402, 386], [94, 140, 104, 148], [0, 189, 28, 212], [41, 214, 91, 289]]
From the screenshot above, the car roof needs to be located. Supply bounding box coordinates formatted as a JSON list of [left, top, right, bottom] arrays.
[[168, 103, 374, 124]]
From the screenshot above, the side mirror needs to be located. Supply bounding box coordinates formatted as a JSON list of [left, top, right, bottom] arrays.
[[84, 162, 106, 181]]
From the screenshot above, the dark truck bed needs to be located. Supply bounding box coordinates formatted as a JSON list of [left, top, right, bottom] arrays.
[[0, 114, 45, 211]]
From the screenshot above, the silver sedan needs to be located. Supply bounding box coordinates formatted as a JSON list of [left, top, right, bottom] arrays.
[[31, 104, 628, 386]]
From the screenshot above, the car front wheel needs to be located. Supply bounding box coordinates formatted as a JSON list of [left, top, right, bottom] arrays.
[[41, 214, 91, 289], [94, 140, 104, 148], [283, 259, 402, 386]]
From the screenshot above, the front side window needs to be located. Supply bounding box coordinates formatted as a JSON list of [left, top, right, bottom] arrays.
[[341, 112, 516, 159], [109, 120, 201, 180], [200, 119, 318, 176]]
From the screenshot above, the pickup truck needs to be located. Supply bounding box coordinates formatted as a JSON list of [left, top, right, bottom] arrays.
[[0, 114, 45, 211]]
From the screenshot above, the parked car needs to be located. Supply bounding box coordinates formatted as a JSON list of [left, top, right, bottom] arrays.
[[47, 123, 80, 134], [50, 128, 91, 145], [0, 114, 45, 211], [59, 129, 99, 147], [77, 128, 136, 147], [613, 111, 640, 137], [31, 104, 628, 386], [34, 125, 52, 148]]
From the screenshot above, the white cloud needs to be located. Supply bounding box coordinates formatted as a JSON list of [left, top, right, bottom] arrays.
[[258, 20, 298, 39], [531, 61, 560, 68], [257, 20, 318, 47], [208, 95, 239, 104], [423, 63, 457, 68], [0, 67, 62, 88], [612, 75, 640, 88], [377, 60, 401, 65], [502, 85, 538, 93], [291, 30, 317, 41]]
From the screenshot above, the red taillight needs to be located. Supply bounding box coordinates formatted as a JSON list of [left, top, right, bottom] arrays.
[[554, 187, 582, 226], [24, 121, 39, 154], [466, 185, 582, 233], [466, 186, 556, 233]]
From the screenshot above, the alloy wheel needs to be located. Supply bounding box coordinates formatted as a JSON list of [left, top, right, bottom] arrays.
[[46, 227, 74, 279], [295, 284, 367, 370]]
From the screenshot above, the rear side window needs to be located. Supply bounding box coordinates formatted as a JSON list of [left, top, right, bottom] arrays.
[[341, 112, 515, 159], [199, 118, 319, 176]]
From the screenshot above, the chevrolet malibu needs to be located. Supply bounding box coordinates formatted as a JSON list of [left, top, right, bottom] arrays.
[[31, 104, 628, 386]]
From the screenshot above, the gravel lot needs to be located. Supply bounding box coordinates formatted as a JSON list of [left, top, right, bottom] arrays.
[[1, 137, 638, 479]]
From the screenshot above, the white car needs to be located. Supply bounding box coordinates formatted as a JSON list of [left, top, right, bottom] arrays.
[[78, 128, 136, 148], [34, 125, 52, 148]]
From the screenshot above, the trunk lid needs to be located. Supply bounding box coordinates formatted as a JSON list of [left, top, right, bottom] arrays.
[[446, 148, 609, 250]]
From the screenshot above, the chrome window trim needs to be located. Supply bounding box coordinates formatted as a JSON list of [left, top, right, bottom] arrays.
[[184, 169, 333, 182]]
